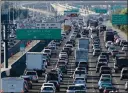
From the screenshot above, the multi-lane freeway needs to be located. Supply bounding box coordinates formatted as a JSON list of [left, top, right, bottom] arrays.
[[1, 1, 128, 93]]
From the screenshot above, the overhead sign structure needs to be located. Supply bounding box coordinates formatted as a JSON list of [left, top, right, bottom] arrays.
[[112, 14, 128, 25], [16, 23, 61, 40], [95, 8, 107, 13]]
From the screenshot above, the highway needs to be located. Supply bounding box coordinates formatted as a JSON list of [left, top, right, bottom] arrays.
[[28, 21, 127, 92], [1, 1, 128, 93]]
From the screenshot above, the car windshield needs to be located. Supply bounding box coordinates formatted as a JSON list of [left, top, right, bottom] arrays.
[[110, 47, 115, 50], [102, 75, 111, 78], [44, 84, 53, 86], [26, 72, 36, 75], [75, 71, 85, 74], [43, 87, 53, 90], [101, 78, 110, 82], [99, 59, 107, 62], [75, 78, 84, 80], [75, 86, 85, 90], [95, 50, 100, 52], [123, 70, 128, 73], [44, 50, 50, 53], [68, 86, 76, 90]]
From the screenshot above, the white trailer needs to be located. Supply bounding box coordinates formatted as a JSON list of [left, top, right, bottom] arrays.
[[1, 77, 24, 92]]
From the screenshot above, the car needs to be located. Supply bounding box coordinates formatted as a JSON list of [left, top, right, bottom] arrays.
[[48, 80, 60, 92], [66, 40, 75, 46], [59, 53, 68, 59], [100, 52, 109, 61], [99, 83, 113, 93], [100, 74, 112, 83], [111, 50, 118, 57], [105, 41, 113, 48], [108, 46, 116, 54], [125, 81, 128, 91], [20, 75, 33, 89], [24, 71, 38, 83], [98, 55, 107, 61], [97, 58, 108, 64], [122, 45, 128, 51], [41, 83, 56, 91], [66, 85, 86, 93], [73, 70, 87, 82], [78, 62, 88, 72], [98, 77, 112, 87], [54, 40, 62, 46], [99, 66, 111, 77], [56, 62, 67, 73], [61, 33, 66, 39], [75, 67, 87, 73], [93, 49, 101, 56], [120, 67, 128, 80], [96, 63, 108, 73], [120, 40, 128, 47], [40, 86, 55, 93], [103, 86, 118, 93], [74, 77, 86, 86], [43, 48, 52, 57]]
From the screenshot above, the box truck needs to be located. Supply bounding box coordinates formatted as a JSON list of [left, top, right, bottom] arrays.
[[26, 52, 46, 76]]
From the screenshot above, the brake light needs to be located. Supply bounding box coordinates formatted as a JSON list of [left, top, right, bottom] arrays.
[[0, 90, 4, 93], [21, 90, 24, 93], [34, 76, 37, 78], [104, 90, 108, 93]]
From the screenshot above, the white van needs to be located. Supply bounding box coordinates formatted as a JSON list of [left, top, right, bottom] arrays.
[[1, 77, 25, 93]]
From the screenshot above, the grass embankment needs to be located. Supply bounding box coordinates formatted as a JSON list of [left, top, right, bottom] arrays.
[[110, 8, 128, 37]]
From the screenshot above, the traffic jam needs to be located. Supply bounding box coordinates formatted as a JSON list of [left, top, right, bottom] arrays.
[[1, 14, 128, 93]]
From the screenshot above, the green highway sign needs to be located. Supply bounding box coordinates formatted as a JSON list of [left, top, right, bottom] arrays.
[[112, 14, 128, 25], [16, 29, 61, 40], [95, 8, 107, 13]]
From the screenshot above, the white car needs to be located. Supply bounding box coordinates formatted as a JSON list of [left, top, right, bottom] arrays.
[[98, 55, 107, 61], [125, 81, 128, 91], [105, 41, 113, 48], [66, 85, 86, 93], [65, 44, 73, 50], [74, 77, 86, 86], [25, 71, 38, 83], [70, 35, 76, 40], [40, 86, 55, 93], [41, 83, 56, 91], [122, 45, 128, 51], [43, 49, 52, 56], [73, 70, 87, 82]]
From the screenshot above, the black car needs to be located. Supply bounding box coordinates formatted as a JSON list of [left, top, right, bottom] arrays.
[[96, 62, 107, 73]]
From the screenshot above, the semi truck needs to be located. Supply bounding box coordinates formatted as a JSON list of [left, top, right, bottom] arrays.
[[75, 48, 88, 67], [78, 38, 89, 50], [25, 52, 46, 76], [1, 77, 25, 92]]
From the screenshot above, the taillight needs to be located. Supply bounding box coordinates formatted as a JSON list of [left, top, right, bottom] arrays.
[[104, 90, 108, 93], [21, 90, 24, 93], [34, 76, 37, 78], [0, 90, 4, 93]]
